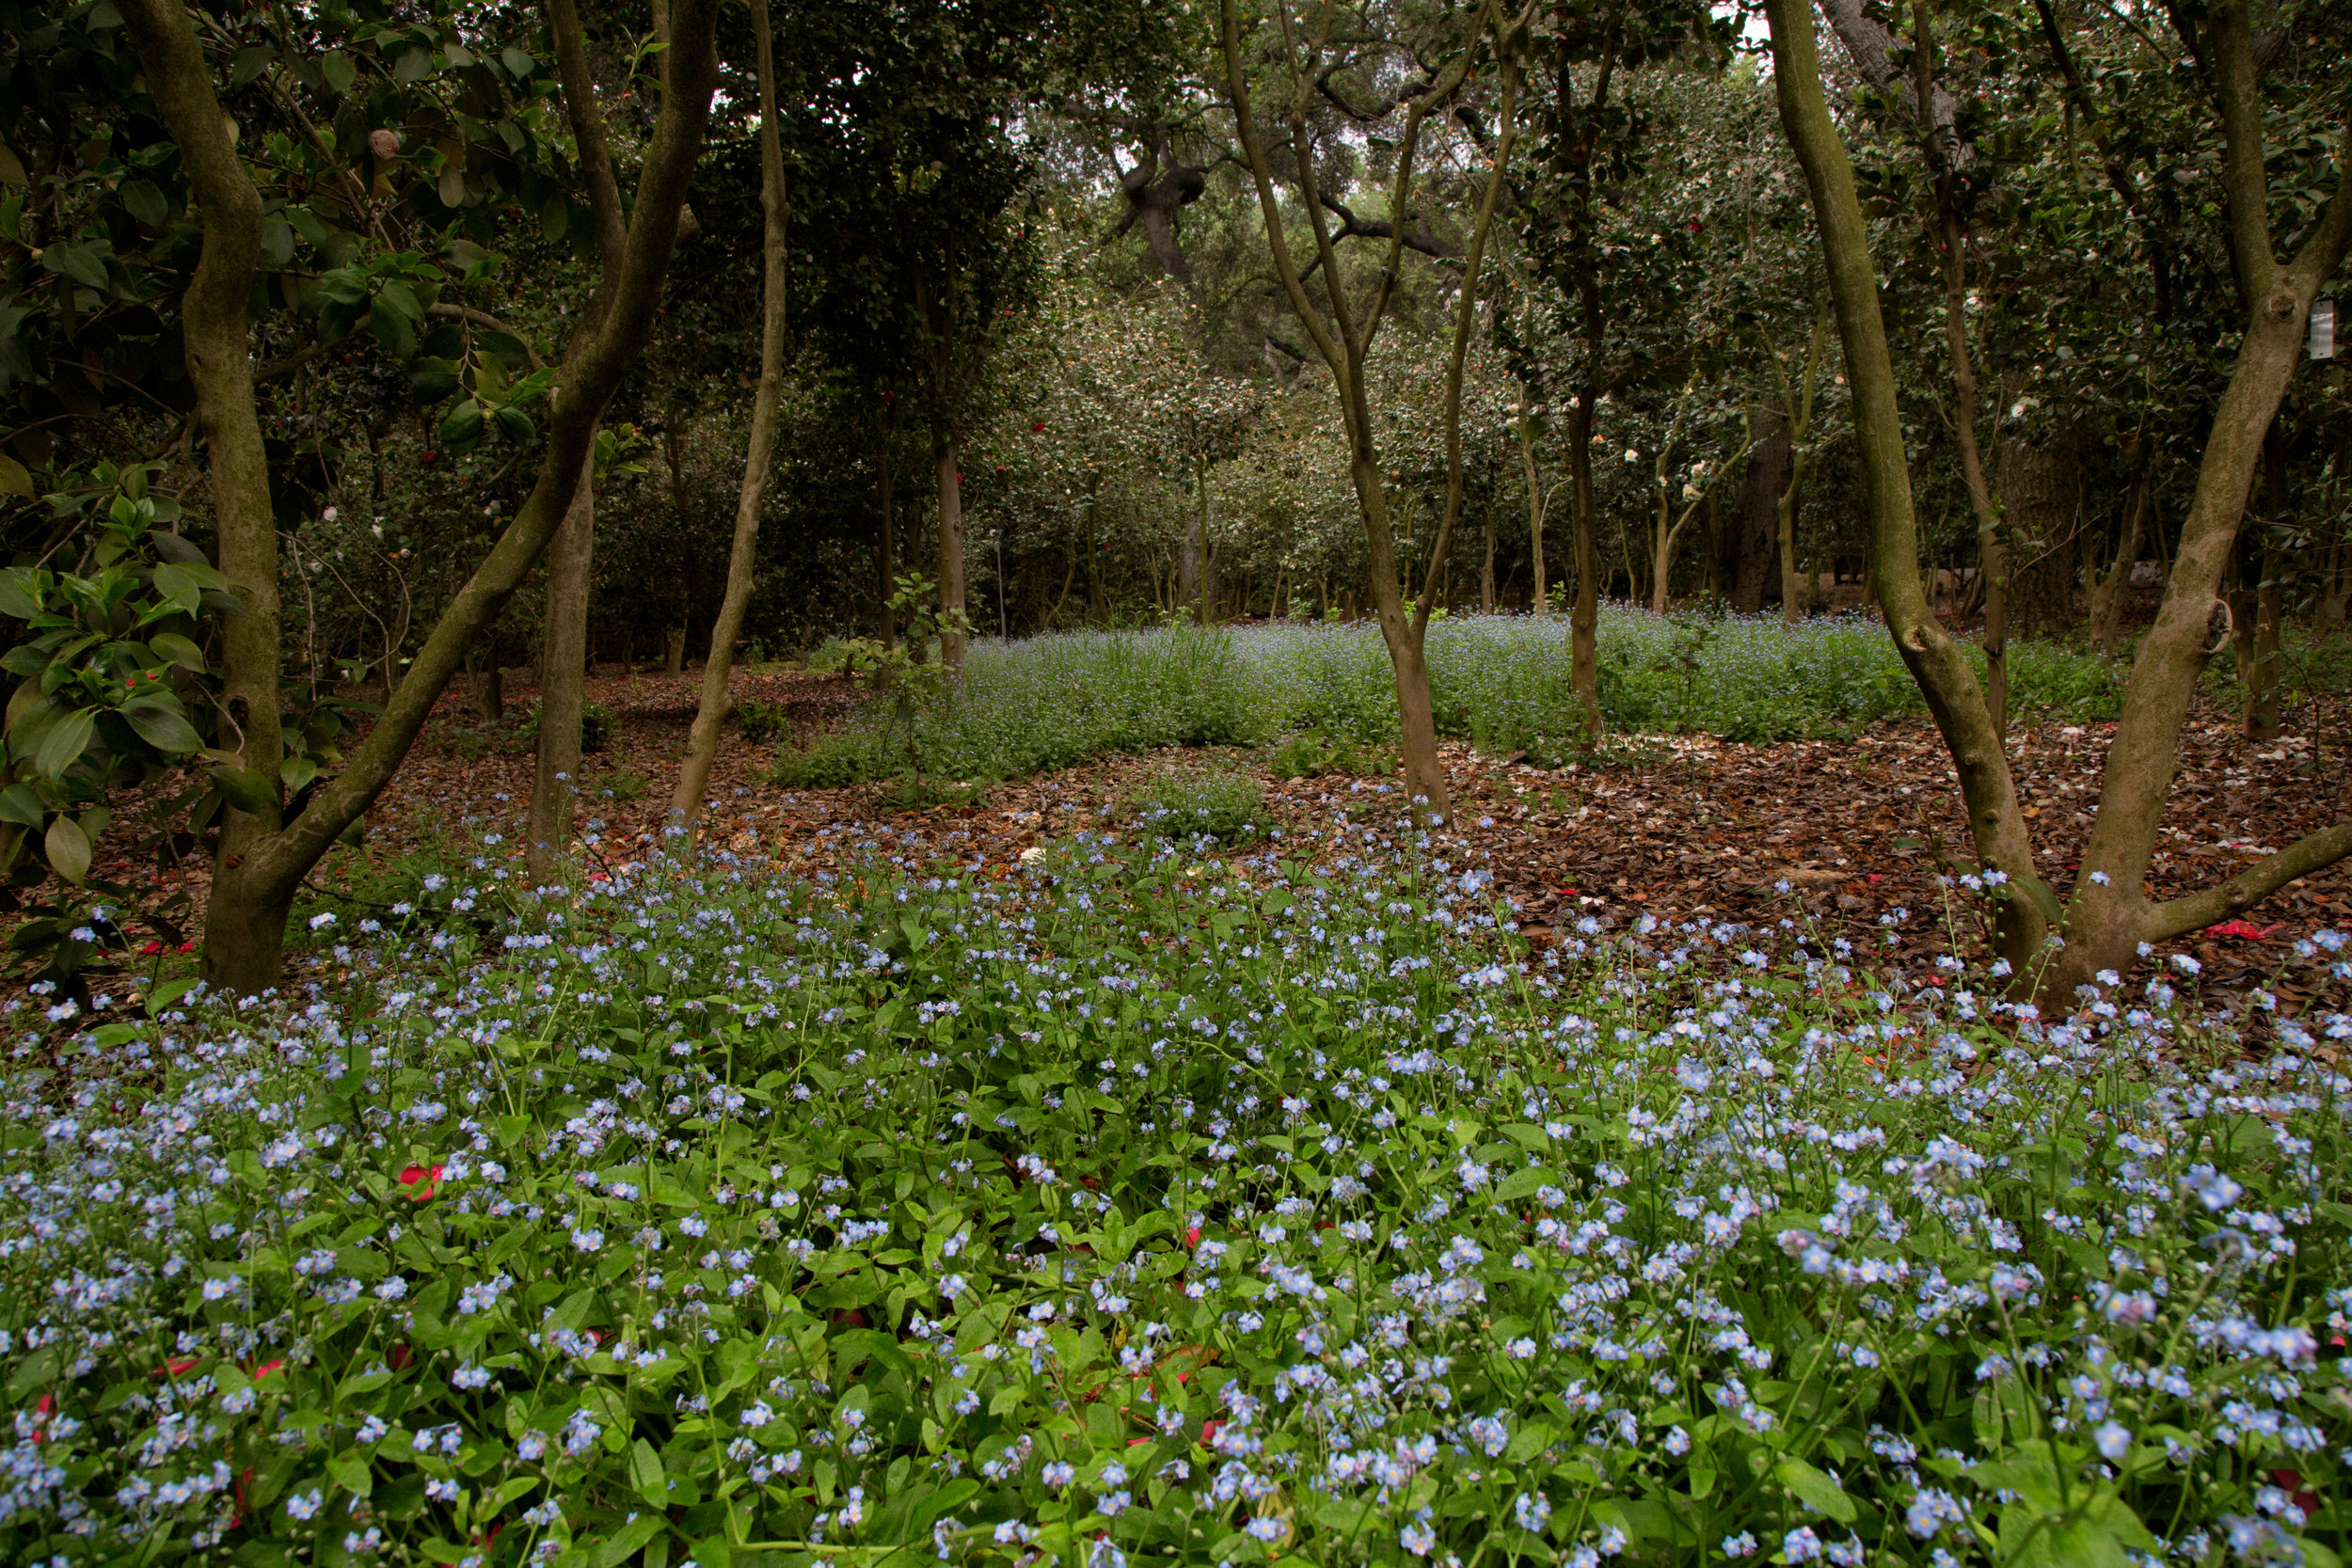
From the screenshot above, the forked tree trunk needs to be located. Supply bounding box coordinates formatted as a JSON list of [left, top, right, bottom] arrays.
[[1764, 0, 2352, 993], [1218, 0, 1518, 820], [138, 0, 724, 991], [673, 0, 788, 832]]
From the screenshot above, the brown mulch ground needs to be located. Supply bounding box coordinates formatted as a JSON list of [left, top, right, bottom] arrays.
[[82, 664, 2351, 1001]]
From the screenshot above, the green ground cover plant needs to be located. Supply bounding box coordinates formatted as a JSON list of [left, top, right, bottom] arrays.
[[770, 612, 2134, 785], [2, 814, 2348, 1567]]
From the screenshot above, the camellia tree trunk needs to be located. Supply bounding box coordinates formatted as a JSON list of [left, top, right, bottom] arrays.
[[123, 0, 725, 993], [1762, 0, 2352, 993], [1222, 0, 1526, 820], [525, 0, 633, 879], [673, 0, 789, 832]]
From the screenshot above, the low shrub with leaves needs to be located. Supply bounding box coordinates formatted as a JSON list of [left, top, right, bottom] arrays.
[[737, 700, 791, 747], [1121, 768, 1275, 847], [3, 816, 2349, 1568], [1269, 732, 1396, 782]]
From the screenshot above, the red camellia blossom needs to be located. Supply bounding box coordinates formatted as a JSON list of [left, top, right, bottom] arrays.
[[398, 1163, 448, 1201], [2207, 920, 2280, 942]]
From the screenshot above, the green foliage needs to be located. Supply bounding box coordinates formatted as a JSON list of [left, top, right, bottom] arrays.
[[735, 696, 790, 745], [1122, 768, 1273, 847], [5, 828, 2346, 1563]]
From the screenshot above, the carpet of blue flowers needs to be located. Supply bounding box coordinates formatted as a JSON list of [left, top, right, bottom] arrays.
[[4, 806, 2350, 1568]]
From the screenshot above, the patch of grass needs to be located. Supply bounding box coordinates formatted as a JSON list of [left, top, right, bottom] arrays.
[[770, 610, 2140, 786]]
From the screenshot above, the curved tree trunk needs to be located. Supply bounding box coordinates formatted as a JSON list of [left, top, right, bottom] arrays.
[[673, 0, 788, 832]]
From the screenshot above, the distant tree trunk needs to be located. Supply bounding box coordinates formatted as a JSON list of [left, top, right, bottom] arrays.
[[672, 0, 787, 833], [1196, 461, 1218, 626], [1567, 388, 1603, 736], [665, 626, 686, 673], [2001, 433, 2076, 640], [2088, 469, 2149, 655], [1177, 493, 1201, 615], [917, 265, 966, 675], [525, 0, 632, 879], [1518, 388, 1549, 614], [1481, 500, 1497, 611], [2232, 433, 2289, 737], [1731, 410, 1788, 613], [875, 405, 896, 644]]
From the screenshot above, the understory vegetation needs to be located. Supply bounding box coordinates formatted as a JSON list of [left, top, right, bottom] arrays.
[[773, 613, 2133, 787], [5, 819, 2349, 1566]]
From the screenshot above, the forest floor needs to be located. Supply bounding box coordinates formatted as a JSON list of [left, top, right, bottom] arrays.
[[224, 662, 2344, 1008]]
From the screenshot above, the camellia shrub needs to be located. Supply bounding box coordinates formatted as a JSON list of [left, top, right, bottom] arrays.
[[1, 816, 2346, 1567]]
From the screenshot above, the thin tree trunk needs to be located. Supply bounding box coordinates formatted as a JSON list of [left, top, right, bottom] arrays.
[[1913, 0, 2009, 738], [1481, 503, 1497, 611], [144, 0, 723, 990], [527, 450, 596, 868], [673, 0, 787, 832]]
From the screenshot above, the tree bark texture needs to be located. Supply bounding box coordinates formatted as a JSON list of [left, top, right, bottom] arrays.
[[144, 0, 725, 992], [673, 0, 788, 832]]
